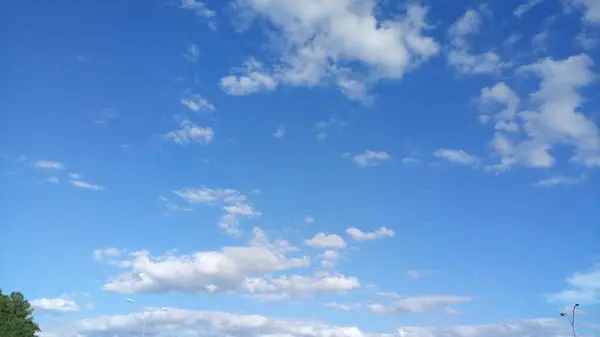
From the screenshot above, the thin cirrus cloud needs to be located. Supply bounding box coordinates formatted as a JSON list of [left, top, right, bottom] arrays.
[[33, 160, 64, 170]]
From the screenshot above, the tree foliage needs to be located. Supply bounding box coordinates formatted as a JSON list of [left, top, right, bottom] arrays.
[[0, 289, 40, 337]]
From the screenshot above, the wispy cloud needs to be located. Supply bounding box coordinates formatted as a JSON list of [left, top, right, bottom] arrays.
[[69, 180, 105, 191], [34, 161, 64, 170]]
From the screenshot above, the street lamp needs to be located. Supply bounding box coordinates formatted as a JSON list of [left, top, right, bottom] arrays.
[[560, 303, 580, 337], [126, 299, 168, 337]]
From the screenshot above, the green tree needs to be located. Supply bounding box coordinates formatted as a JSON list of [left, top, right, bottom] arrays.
[[0, 289, 40, 337]]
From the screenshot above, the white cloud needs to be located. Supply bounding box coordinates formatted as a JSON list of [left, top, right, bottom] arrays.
[[220, 57, 278, 95], [305, 233, 347, 249], [447, 10, 507, 75], [39, 309, 573, 337], [98, 231, 356, 300], [433, 149, 479, 165], [179, 0, 215, 21], [182, 43, 199, 62], [315, 117, 348, 140], [93, 247, 123, 261], [68, 172, 82, 180], [102, 244, 310, 294], [69, 180, 105, 191], [376, 291, 401, 298], [351, 150, 390, 167], [514, 0, 546, 17], [273, 124, 285, 138], [571, 0, 600, 23], [533, 176, 582, 187], [406, 270, 433, 279], [172, 186, 260, 235], [34, 161, 64, 170], [93, 109, 120, 125], [484, 55, 600, 171], [402, 157, 420, 164], [165, 119, 215, 145], [225, 1, 439, 101], [304, 216, 315, 224], [369, 295, 473, 314], [46, 177, 59, 184], [547, 263, 600, 305], [181, 92, 216, 112], [478, 82, 521, 132], [346, 227, 394, 241], [320, 250, 340, 269], [445, 307, 461, 315], [245, 273, 360, 301], [323, 302, 363, 311], [31, 297, 79, 314]]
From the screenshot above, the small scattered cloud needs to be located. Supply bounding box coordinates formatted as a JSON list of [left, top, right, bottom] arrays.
[[346, 227, 395, 241], [181, 92, 215, 112], [433, 148, 479, 166], [402, 157, 420, 164], [315, 117, 348, 140], [533, 176, 583, 187], [182, 43, 199, 62], [47, 177, 59, 184], [34, 161, 64, 170], [322, 302, 363, 311], [165, 120, 214, 145], [351, 150, 391, 167], [68, 172, 82, 180], [406, 270, 433, 279], [305, 233, 347, 249], [514, 0, 546, 17], [273, 125, 285, 138], [304, 216, 314, 224], [445, 307, 461, 315], [69, 180, 105, 191], [93, 109, 120, 126], [220, 58, 277, 95]]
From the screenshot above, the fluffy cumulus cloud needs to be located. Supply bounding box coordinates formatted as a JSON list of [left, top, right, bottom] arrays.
[[223, 0, 439, 102], [39, 308, 572, 337], [305, 233, 347, 249], [31, 297, 80, 314], [346, 227, 394, 241], [481, 54, 600, 171], [98, 228, 359, 300]]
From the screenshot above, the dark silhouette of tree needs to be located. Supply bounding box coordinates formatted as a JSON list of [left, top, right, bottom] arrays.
[[0, 289, 40, 337]]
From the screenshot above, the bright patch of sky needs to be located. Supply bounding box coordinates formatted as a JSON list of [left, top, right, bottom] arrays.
[[1, 0, 600, 336]]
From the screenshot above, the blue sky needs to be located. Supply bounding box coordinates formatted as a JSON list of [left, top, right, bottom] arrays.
[[1, 0, 600, 336]]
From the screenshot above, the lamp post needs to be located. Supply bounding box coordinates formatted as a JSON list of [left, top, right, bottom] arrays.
[[126, 299, 168, 337], [560, 303, 580, 337]]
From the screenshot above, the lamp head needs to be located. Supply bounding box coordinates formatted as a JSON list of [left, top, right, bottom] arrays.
[[574, 304, 580, 307]]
